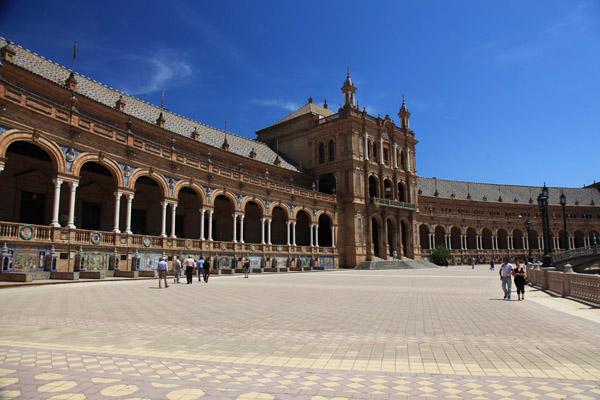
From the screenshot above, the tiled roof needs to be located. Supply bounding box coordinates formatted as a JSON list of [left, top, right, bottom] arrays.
[[0, 38, 298, 172], [276, 102, 335, 125], [417, 177, 600, 207]]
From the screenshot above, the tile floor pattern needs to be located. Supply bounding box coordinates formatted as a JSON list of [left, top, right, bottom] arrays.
[[0, 266, 599, 399]]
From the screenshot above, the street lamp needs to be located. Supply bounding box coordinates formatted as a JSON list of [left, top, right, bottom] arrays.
[[537, 184, 552, 267], [525, 220, 532, 263], [560, 191, 569, 250]]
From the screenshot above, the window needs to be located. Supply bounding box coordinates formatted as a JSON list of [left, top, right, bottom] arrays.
[[356, 170, 361, 195], [383, 148, 389, 165], [328, 140, 335, 162], [372, 143, 378, 163], [318, 143, 325, 164]]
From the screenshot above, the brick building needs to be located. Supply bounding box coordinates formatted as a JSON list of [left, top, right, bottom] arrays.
[[0, 38, 598, 280]]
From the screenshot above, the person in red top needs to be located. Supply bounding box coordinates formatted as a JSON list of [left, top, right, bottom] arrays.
[[183, 256, 196, 284]]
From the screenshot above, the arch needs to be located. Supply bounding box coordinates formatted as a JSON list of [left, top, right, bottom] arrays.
[[174, 186, 202, 238], [466, 227, 477, 249], [400, 220, 408, 256], [318, 142, 325, 164], [371, 216, 381, 258], [295, 208, 311, 246], [128, 169, 169, 198], [172, 181, 206, 205], [386, 218, 396, 257], [368, 175, 379, 198], [267, 202, 290, 219], [450, 226, 461, 250], [315, 209, 335, 224], [419, 224, 430, 250], [71, 153, 124, 187], [573, 230, 585, 248], [319, 173, 337, 195], [434, 226, 446, 248], [482, 228, 493, 249], [207, 189, 238, 211], [383, 178, 393, 200], [0, 130, 67, 173], [318, 213, 332, 247], [497, 229, 508, 249], [243, 200, 263, 244], [529, 229, 539, 250], [513, 229, 524, 250], [213, 194, 235, 242], [240, 197, 266, 216], [397, 181, 406, 202]]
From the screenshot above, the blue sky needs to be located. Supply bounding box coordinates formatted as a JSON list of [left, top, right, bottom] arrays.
[[1, 0, 598, 188]]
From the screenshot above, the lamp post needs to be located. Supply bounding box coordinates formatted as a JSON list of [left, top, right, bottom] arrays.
[[525, 220, 532, 263], [537, 184, 552, 267], [560, 192, 569, 250]]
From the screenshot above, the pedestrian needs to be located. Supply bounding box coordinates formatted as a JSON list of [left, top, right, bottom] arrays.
[[173, 255, 182, 284], [469, 256, 475, 269], [513, 261, 527, 301], [197, 256, 205, 282], [203, 258, 211, 283], [499, 256, 514, 300], [243, 257, 250, 278], [157, 257, 169, 289], [183, 255, 196, 284], [490, 260, 495, 270]]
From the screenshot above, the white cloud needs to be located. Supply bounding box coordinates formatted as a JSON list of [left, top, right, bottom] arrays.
[[252, 99, 301, 112], [116, 50, 193, 95]]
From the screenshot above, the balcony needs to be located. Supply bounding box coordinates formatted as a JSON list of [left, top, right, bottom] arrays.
[[370, 197, 416, 210]]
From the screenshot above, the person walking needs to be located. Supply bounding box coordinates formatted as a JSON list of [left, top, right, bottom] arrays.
[[499, 256, 514, 300], [243, 257, 250, 278], [513, 261, 527, 301], [173, 255, 182, 284], [197, 256, 205, 282], [183, 255, 196, 284], [157, 257, 169, 289], [203, 258, 211, 283], [490, 260, 495, 270]]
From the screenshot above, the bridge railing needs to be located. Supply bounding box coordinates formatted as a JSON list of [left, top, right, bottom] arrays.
[[553, 245, 599, 264], [527, 264, 600, 305]]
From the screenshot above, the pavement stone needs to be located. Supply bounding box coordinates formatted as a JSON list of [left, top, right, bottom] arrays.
[[0, 266, 599, 399]]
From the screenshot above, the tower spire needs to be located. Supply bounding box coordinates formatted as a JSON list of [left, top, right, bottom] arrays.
[[341, 67, 357, 108]]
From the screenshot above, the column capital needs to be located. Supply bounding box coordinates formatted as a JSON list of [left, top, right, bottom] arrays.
[[52, 178, 63, 186]]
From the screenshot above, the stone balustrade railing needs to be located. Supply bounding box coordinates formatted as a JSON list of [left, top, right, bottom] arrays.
[[527, 265, 600, 305]]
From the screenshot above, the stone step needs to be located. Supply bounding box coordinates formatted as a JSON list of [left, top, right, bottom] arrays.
[[355, 259, 438, 270]]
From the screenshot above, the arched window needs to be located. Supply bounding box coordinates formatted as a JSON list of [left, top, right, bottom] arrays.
[[372, 142, 378, 163], [328, 140, 335, 162], [318, 143, 325, 164]]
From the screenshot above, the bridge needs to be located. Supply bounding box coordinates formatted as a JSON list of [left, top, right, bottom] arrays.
[[553, 245, 600, 272]]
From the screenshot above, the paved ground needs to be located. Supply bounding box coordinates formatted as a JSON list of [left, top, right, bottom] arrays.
[[0, 265, 599, 399]]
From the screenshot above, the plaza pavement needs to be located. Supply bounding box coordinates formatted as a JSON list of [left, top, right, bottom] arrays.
[[0, 266, 599, 399]]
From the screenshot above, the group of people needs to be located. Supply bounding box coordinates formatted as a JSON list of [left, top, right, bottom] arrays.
[[499, 256, 527, 301], [157, 255, 211, 288]]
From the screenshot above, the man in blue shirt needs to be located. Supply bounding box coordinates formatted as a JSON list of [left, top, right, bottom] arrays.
[[197, 257, 205, 282], [157, 257, 169, 289], [499, 256, 514, 300]]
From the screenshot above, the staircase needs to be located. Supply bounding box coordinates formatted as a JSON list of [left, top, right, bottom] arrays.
[[355, 257, 438, 270]]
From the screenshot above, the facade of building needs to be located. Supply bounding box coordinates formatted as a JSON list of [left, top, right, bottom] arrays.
[[0, 38, 598, 280]]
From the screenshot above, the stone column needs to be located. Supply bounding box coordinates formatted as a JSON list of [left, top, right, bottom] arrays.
[[260, 218, 265, 244], [393, 143, 398, 168], [315, 224, 319, 247], [51, 178, 63, 227], [232, 214, 238, 243], [331, 226, 335, 248], [406, 149, 412, 172], [239, 215, 245, 243], [310, 224, 314, 247], [523, 237, 527, 250], [170, 203, 177, 238], [200, 209, 205, 240], [286, 221, 291, 245], [67, 181, 78, 229], [538, 237, 543, 249], [113, 191, 122, 233], [292, 222, 297, 246], [208, 210, 214, 241], [160, 202, 168, 237], [364, 134, 369, 160], [379, 138, 384, 165], [125, 194, 134, 234]]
